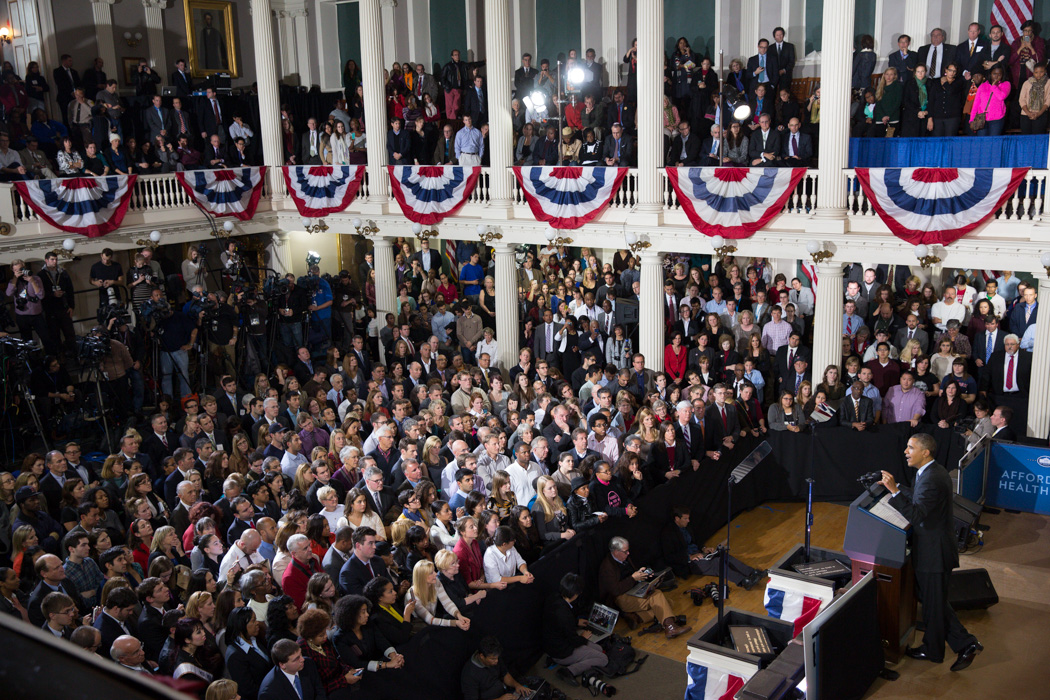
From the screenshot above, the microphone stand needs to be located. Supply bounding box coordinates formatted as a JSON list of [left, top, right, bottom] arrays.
[[804, 477, 814, 562]]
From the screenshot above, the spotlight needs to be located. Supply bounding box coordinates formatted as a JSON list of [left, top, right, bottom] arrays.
[[568, 67, 585, 84], [306, 251, 321, 267]]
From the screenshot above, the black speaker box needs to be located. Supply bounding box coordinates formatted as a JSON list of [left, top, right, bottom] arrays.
[[949, 568, 999, 610], [952, 493, 982, 548]]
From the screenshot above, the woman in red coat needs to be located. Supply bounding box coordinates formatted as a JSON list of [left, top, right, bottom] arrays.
[[664, 332, 688, 383]]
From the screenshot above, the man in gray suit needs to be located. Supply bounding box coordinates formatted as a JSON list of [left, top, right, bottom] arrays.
[[144, 95, 171, 144], [894, 313, 929, 355]]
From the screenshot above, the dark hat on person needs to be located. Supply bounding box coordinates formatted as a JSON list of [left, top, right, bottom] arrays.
[[571, 476, 590, 492], [15, 486, 38, 505], [269, 424, 287, 434], [374, 540, 394, 557]]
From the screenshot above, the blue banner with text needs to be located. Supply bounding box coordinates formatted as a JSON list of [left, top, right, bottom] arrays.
[[987, 444, 1050, 515]]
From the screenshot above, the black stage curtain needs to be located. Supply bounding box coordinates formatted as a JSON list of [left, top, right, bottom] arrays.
[[365, 426, 912, 699]]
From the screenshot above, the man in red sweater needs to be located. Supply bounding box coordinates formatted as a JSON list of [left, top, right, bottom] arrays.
[[281, 534, 321, 609]]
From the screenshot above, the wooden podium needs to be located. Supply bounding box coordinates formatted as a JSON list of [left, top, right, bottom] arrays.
[[842, 485, 917, 663]]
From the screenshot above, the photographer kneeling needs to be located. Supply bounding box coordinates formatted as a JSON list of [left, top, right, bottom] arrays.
[[91, 325, 135, 422]]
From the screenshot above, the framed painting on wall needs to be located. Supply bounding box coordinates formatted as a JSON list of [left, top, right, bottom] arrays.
[[183, 0, 240, 78]]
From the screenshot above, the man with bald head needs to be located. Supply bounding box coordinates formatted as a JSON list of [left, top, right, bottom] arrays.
[[29, 553, 87, 627], [111, 634, 158, 673], [219, 528, 266, 580]]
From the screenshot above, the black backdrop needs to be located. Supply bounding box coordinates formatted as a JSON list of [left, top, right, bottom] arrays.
[[362, 424, 914, 700]]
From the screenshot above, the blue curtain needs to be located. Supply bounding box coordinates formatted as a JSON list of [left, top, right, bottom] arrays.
[[848, 135, 1048, 168]]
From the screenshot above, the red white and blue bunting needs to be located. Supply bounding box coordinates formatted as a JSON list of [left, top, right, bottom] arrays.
[[666, 167, 806, 239], [283, 165, 366, 218], [175, 167, 267, 220], [853, 168, 1029, 246], [388, 165, 481, 225], [513, 166, 628, 229], [15, 175, 137, 237]]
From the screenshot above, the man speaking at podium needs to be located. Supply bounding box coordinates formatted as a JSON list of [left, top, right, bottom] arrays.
[[880, 434, 983, 672]]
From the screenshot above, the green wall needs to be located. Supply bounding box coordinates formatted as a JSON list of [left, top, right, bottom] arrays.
[[664, 0, 717, 60], [337, 2, 361, 74], [430, 0, 468, 74], [854, 0, 876, 48], [535, 0, 581, 66]]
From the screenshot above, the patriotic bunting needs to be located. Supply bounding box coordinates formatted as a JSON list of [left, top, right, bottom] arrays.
[[764, 584, 827, 637], [388, 165, 481, 225], [853, 168, 1029, 246], [666, 167, 806, 239], [15, 175, 137, 237], [513, 166, 628, 229], [283, 165, 366, 217], [685, 662, 746, 700], [175, 167, 267, 220]]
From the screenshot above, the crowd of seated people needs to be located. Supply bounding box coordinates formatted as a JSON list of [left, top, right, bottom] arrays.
[[855, 21, 1050, 138]]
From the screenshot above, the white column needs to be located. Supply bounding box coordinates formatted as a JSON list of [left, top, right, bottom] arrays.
[[406, 0, 432, 70], [601, 0, 619, 86], [274, 10, 297, 82], [293, 9, 313, 87], [37, 0, 60, 118], [270, 231, 292, 275], [492, 242, 520, 371], [635, 0, 664, 215], [372, 237, 397, 316], [251, 0, 285, 198], [485, 0, 513, 208], [381, 0, 398, 67], [90, 0, 119, 84], [639, 249, 664, 372], [739, 0, 759, 61], [904, 0, 930, 48], [1025, 273, 1050, 438], [142, 0, 170, 74], [811, 261, 845, 385], [361, 0, 390, 202], [464, 0, 478, 61], [511, 0, 536, 66], [814, 0, 855, 216]]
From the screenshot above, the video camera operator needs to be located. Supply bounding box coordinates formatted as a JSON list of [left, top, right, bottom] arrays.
[[109, 315, 146, 419], [127, 252, 158, 312], [274, 273, 309, 357], [306, 263, 333, 352], [39, 251, 75, 356], [332, 270, 361, 351], [203, 289, 238, 381], [92, 325, 135, 421], [181, 245, 207, 291], [7, 259, 54, 354], [154, 287, 198, 399], [220, 240, 248, 289], [89, 248, 124, 307], [30, 354, 76, 423], [235, 284, 267, 384]]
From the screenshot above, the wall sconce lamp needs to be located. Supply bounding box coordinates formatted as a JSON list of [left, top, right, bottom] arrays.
[[353, 218, 380, 237], [805, 240, 833, 264], [914, 244, 941, 269], [301, 216, 329, 234], [123, 31, 143, 47], [545, 225, 573, 247], [411, 222, 438, 242], [711, 234, 738, 258], [477, 224, 502, 244]]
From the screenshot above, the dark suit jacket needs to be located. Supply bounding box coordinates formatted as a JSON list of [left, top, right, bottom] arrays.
[[145, 106, 172, 142], [839, 395, 876, 426], [953, 40, 985, 75], [514, 66, 537, 95], [463, 85, 488, 124], [975, 42, 1010, 73], [229, 145, 255, 167], [673, 421, 704, 463], [771, 41, 797, 81], [601, 134, 633, 166], [780, 131, 813, 164], [697, 137, 724, 165], [37, 472, 64, 519], [888, 50, 919, 81], [889, 462, 959, 573], [138, 604, 169, 663], [225, 639, 274, 700], [916, 43, 956, 78], [359, 485, 398, 521], [338, 553, 391, 596], [169, 108, 196, 141], [781, 369, 812, 396], [666, 133, 702, 166], [299, 130, 324, 163], [981, 350, 1032, 398], [204, 142, 227, 168], [894, 327, 929, 355], [171, 69, 194, 97], [990, 425, 1018, 442], [142, 431, 175, 472], [703, 402, 740, 451], [170, 502, 191, 537], [747, 128, 782, 163], [216, 392, 244, 418], [410, 249, 442, 272], [94, 612, 133, 659], [972, 329, 1005, 365], [746, 52, 780, 91], [258, 658, 326, 700], [605, 101, 636, 133], [196, 98, 226, 137], [531, 137, 560, 165], [386, 129, 412, 163], [53, 66, 81, 102], [29, 580, 87, 627], [660, 521, 696, 579], [774, 345, 811, 388], [227, 518, 255, 547]]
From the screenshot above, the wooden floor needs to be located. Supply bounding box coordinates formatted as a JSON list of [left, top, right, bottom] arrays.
[[626, 501, 849, 660]]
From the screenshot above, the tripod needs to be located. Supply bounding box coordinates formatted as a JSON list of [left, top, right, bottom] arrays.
[[7, 359, 49, 457], [83, 363, 114, 452]]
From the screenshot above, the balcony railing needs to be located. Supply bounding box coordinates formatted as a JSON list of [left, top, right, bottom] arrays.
[[3, 167, 1047, 232]]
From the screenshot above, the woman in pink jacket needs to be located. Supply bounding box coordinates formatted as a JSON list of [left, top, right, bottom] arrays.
[[969, 65, 1011, 136]]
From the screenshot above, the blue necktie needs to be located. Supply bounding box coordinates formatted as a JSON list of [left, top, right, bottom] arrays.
[[293, 674, 303, 699], [985, 333, 993, 363]]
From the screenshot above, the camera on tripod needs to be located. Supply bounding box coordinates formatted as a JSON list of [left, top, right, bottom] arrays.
[[97, 302, 131, 328], [76, 334, 111, 362], [0, 335, 38, 361]]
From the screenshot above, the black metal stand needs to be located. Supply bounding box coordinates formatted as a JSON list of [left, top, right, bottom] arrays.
[[804, 477, 815, 563]]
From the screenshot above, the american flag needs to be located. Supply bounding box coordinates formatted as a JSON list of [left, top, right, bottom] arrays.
[[800, 260, 818, 289], [445, 239, 458, 281], [992, 0, 1033, 43]]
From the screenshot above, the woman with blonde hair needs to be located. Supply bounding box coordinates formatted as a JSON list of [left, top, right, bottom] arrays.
[[531, 476, 575, 543], [205, 679, 239, 700], [228, 433, 251, 476], [293, 463, 316, 495], [870, 66, 901, 137], [405, 559, 470, 629], [186, 590, 224, 677], [486, 471, 518, 520], [815, 365, 846, 407], [271, 518, 302, 583], [899, 338, 924, 368], [794, 380, 814, 409]]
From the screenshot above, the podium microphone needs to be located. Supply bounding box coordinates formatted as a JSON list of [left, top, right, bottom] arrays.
[[858, 471, 882, 485]]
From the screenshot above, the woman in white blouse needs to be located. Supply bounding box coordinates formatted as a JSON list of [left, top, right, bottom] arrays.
[[476, 327, 498, 368], [336, 487, 388, 541], [330, 120, 351, 166], [405, 560, 470, 629], [429, 500, 459, 550]]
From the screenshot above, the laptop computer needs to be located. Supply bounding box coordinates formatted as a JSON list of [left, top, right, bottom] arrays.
[[626, 567, 673, 598], [586, 603, 620, 643]]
